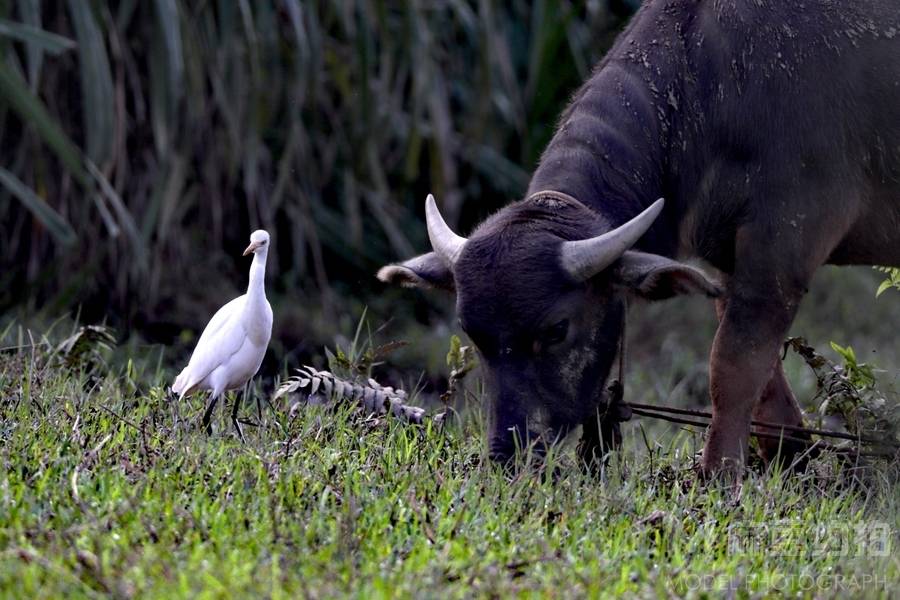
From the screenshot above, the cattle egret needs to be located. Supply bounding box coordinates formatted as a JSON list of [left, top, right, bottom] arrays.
[[172, 230, 273, 440]]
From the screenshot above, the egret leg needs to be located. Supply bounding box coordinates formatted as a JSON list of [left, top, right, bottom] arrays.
[[202, 392, 220, 435], [231, 391, 246, 443]]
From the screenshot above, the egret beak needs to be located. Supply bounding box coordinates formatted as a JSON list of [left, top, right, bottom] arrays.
[[243, 242, 260, 256]]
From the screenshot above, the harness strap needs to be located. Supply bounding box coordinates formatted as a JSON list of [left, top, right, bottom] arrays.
[[618, 299, 626, 385], [605, 299, 632, 423]]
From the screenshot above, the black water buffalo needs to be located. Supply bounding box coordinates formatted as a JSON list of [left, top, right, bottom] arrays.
[[379, 0, 900, 476]]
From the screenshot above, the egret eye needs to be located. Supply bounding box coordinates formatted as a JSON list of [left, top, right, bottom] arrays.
[[542, 319, 569, 347]]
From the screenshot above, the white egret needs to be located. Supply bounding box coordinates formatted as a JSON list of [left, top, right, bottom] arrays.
[[172, 230, 273, 440]]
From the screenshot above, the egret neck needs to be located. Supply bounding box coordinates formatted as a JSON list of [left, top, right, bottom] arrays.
[[245, 246, 269, 333]]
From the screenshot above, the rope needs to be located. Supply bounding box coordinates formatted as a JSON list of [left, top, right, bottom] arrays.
[[627, 401, 899, 448], [628, 406, 896, 458]]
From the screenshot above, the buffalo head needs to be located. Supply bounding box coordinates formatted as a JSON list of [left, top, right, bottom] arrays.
[[378, 193, 720, 463]]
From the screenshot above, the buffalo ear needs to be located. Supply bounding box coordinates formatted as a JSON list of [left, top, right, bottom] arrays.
[[376, 252, 455, 291], [614, 251, 722, 300]]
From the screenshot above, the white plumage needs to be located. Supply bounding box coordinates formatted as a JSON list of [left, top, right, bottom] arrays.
[[173, 229, 273, 438]]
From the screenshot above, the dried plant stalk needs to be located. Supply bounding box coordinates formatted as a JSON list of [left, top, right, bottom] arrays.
[[274, 366, 425, 424]]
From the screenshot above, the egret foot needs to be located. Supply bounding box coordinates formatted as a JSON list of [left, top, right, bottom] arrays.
[[231, 394, 246, 443], [201, 394, 220, 435]]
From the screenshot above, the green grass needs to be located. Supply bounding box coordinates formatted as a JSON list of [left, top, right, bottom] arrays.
[[1, 347, 898, 599]]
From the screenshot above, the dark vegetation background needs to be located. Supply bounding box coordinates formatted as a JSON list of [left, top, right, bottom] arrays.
[[1, 0, 897, 401]]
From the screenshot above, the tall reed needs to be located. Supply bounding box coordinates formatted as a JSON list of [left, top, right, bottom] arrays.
[[0, 1, 626, 333]]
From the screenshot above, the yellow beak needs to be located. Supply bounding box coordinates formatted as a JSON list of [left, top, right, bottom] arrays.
[[243, 242, 260, 256]]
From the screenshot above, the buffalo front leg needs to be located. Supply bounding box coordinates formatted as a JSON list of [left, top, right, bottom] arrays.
[[713, 298, 809, 467], [702, 291, 803, 477], [701, 186, 852, 476]]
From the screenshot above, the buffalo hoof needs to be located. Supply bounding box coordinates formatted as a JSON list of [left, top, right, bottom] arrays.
[[695, 458, 746, 496], [754, 431, 814, 474], [489, 435, 553, 473], [488, 437, 515, 462]]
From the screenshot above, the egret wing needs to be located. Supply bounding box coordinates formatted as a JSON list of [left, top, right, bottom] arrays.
[[173, 296, 248, 396], [192, 296, 245, 352]]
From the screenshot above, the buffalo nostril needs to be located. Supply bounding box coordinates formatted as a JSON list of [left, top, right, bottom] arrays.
[[489, 437, 515, 463], [489, 450, 513, 463]]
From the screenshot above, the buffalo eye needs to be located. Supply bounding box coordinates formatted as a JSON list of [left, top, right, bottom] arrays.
[[540, 319, 569, 348]]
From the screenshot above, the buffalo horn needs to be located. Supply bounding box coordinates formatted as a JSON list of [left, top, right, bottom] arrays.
[[425, 193, 467, 267], [560, 198, 665, 281]]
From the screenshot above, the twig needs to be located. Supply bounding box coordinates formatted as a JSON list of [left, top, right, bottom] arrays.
[[95, 403, 165, 445]]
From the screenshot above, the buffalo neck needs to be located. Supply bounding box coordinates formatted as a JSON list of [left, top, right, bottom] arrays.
[[526, 2, 695, 259]]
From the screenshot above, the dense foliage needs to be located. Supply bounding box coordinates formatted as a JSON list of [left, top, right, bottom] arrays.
[[0, 1, 628, 337]]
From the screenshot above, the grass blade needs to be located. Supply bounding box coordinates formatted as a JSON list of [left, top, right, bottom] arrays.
[[0, 59, 89, 186], [13, 0, 44, 89], [0, 166, 77, 246], [0, 18, 75, 55], [0, 58, 134, 243], [66, 0, 114, 164], [282, 0, 309, 76], [151, 0, 183, 122], [86, 159, 145, 260]]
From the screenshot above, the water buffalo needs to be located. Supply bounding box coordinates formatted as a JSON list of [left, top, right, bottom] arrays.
[[378, 0, 900, 476]]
